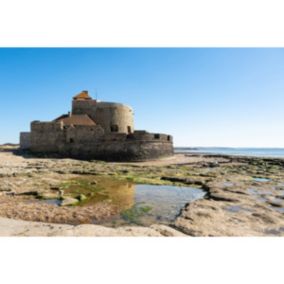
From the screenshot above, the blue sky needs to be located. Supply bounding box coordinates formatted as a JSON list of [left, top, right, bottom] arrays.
[[0, 48, 283, 147]]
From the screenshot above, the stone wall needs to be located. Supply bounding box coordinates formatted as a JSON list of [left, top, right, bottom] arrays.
[[72, 100, 97, 120], [29, 121, 106, 153], [30, 121, 65, 152], [27, 122, 173, 161], [66, 125, 105, 144], [128, 131, 173, 143], [30, 139, 173, 161], [84, 140, 174, 161], [19, 132, 31, 150]]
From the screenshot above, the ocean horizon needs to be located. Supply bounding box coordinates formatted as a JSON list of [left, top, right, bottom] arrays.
[[174, 147, 284, 158]]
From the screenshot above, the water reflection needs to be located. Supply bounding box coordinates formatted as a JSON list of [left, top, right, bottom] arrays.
[[63, 176, 136, 212]]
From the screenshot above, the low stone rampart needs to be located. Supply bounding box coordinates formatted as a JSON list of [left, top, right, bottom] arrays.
[[22, 121, 174, 161]]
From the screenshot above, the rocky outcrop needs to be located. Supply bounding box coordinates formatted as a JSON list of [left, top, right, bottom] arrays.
[[175, 180, 284, 236]]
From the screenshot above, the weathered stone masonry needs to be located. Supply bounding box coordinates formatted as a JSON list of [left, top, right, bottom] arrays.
[[20, 91, 174, 161]]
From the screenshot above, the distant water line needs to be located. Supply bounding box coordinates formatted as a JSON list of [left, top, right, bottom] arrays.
[[174, 147, 284, 158]]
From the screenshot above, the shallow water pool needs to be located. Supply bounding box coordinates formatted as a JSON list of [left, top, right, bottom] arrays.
[[106, 184, 206, 227], [45, 176, 206, 227]]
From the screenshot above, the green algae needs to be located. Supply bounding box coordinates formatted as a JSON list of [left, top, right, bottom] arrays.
[[121, 204, 153, 225], [58, 176, 135, 210]]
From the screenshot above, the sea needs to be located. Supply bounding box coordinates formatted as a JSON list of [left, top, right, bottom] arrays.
[[174, 147, 284, 158]]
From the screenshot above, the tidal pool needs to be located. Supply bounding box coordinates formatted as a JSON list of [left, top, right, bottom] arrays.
[[49, 177, 206, 227], [253, 177, 271, 182], [225, 205, 253, 213], [108, 184, 206, 227]]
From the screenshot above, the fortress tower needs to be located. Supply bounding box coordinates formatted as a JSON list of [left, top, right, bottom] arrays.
[[72, 91, 134, 134]]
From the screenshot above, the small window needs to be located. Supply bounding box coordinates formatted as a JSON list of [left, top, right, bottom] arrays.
[[69, 138, 74, 143], [127, 126, 132, 133], [167, 135, 171, 141], [154, 134, 160, 139], [110, 125, 119, 132]]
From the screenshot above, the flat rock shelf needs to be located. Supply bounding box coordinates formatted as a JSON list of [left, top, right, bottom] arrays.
[[0, 145, 284, 236]]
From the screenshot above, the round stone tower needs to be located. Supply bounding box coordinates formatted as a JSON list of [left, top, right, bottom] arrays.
[[95, 102, 134, 134], [72, 90, 134, 134]]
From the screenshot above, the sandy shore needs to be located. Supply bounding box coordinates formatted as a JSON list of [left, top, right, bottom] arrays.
[[0, 145, 284, 236]]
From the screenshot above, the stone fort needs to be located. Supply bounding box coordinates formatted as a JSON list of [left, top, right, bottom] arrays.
[[20, 91, 174, 161]]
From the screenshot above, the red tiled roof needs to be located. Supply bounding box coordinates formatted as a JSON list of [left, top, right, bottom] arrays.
[[53, 114, 69, 121], [54, 114, 96, 126]]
